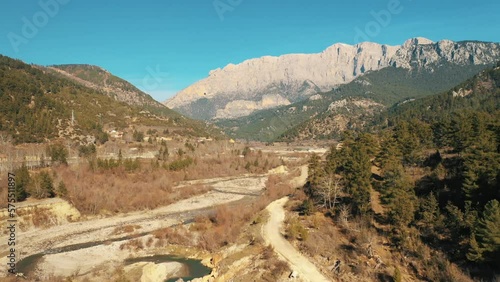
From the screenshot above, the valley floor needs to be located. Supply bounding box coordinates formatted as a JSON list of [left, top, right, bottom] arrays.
[[0, 172, 271, 280]]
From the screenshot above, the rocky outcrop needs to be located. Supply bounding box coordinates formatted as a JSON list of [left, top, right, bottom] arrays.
[[285, 98, 385, 141], [139, 262, 186, 282], [215, 94, 290, 119], [391, 38, 500, 69], [165, 38, 500, 120], [0, 198, 80, 231]]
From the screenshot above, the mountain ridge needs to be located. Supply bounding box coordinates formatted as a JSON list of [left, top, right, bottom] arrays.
[[0, 55, 218, 144], [48, 64, 165, 110], [165, 38, 500, 120], [217, 62, 493, 142]]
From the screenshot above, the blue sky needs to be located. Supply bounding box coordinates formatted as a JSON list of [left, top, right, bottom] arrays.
[[1, 0, 499, 102]]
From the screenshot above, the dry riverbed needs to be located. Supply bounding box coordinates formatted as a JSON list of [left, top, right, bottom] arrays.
[[0, 169, 281, 281]]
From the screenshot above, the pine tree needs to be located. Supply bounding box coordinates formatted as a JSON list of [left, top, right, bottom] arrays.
[[450, 114, 473, 154], [419, 193, 441, 237], [389, 189, 415, 228], [343, 143, 372, 215], [46, 143, 68, 165], [38, 171, 55, 198], [462, 167, 479, 206], [13, 164, 30, 201], [118, 149, 123, 164], [376, 132, 402, 170], [470, 199, 500, 264], [432, 120, 452, 148], [357, 133, 378, 158], [307, 153, 323, 189], [467, 233, 484, 262]]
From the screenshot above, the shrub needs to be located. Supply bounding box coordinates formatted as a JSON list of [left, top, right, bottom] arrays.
[[167, 157, 193, 171], [46, 143, 68, 165], [133, 130, 144, 142], [286, 217, 309, 241], [78, 144, 96, 158], [123, 158, 140, 172], [301, 199, 315, 216], [242, 146, 251, 156], [185, 142, 195, 152], [13, 164, 30, 201], [95, 130, 109, 144], [56, 181, 67, 197], [120, 239, 144, 251], [31, 171, 55, 199], [96, 158, 120, 170]]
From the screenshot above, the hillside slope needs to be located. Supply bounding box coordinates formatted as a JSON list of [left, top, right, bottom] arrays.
[[296, 65, 500, 281], [0, 56, 216, 144], [218, 63, 491, 141], [48, 64, 181, 117], [378, 63, 500, 125]]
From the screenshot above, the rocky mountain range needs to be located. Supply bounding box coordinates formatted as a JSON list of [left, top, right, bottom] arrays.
[[165, 37, 500, 120]]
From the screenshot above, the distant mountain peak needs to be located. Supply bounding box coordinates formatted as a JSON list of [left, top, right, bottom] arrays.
[[165, 38, 500, 120], [403, 37, 434, 47]]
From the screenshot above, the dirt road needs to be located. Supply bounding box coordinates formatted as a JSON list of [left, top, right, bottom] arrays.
[[262, 197, 331, 282]]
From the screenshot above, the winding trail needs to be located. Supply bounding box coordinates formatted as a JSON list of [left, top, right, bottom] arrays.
[[262, 165, 331, 281], [262, 198, 331, 282]]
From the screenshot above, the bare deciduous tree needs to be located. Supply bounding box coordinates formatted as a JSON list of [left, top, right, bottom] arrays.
[[339, 204, 351, 228], [317, 172, 343, 211]]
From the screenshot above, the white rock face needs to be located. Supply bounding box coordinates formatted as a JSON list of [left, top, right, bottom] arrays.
[[452, 88, 473, 98], [309, 94, 323, 101], [140, 262, 185, 282], [165, 38, 500, 119], [215, 94, 290, 119]]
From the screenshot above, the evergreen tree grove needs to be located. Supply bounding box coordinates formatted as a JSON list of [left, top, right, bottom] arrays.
[[467, 199, 500, 266]]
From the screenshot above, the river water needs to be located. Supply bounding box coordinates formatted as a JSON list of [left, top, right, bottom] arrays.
[[17, 232, 211, 281]]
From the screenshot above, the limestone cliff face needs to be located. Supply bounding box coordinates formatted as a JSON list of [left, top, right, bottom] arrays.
[[391, 38, 500, 68], [165, 38, 500, 120]]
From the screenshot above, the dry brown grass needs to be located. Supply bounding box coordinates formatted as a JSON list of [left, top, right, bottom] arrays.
[[46, 143, 283, 215], [193, 175, 295, 251], [111, 224, 141, 235], [152, 226, 192, 246], [0, 141, 283, 214], [1, 276, 17, 282], [15, 207, 56, 228], [53, 165, 213, 215], [30, 207, 53, 227], [260, 257, 291, 281], [284, 202, 474, 282], [152, 174, 296, 252], [119, 238, 144, 251]]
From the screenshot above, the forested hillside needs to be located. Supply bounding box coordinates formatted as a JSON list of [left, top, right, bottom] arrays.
[[49, 64, 169, 112], [303, 65, 500, 280], [0, 55, 216, 144], [377, 62, 500, 126], [218, 63, 491, 142]]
